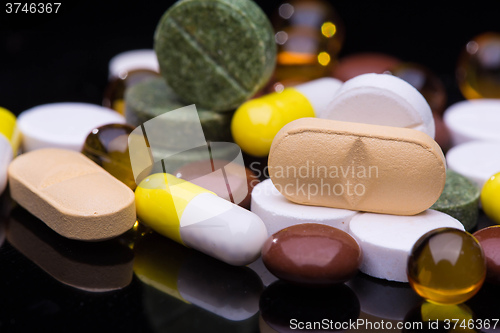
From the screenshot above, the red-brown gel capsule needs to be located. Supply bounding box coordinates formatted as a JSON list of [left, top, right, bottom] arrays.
[[261, 223, 362, 286], [473, 226, 500, 285]]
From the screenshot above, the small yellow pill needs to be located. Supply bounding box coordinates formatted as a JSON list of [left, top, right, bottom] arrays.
[[481, 171, 500, 224], [230, 78, 341, 157]]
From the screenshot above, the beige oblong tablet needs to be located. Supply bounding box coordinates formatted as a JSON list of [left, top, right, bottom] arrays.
[[268, 118, 446, 215], [8, 148, 136, 241]]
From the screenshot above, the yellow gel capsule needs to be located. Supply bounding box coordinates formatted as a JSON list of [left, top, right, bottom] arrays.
[[135, 173, 268, 266], [481, 172, 500, 224], [230, 78, 341, 157]]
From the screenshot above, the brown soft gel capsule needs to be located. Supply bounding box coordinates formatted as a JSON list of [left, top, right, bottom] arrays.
[[261, 223, 362, 286], [8, 148, 136, 241]]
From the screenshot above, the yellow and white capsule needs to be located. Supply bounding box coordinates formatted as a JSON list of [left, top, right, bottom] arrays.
[[135, 173, 268, 266], [231, 77, 342, 157], [0, 107, 19, 194]]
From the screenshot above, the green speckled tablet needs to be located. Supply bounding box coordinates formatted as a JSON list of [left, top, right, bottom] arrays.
[[154, 0, 276, 111], [125, 77, 233, 145], [431, 170, 480, 231]]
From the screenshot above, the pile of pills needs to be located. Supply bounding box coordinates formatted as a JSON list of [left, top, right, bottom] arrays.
[[2, 0, 500, 317]]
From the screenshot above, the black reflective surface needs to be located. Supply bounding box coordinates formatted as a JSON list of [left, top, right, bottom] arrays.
[[2, 1, 500, 332], [1, 188, 500, 333]]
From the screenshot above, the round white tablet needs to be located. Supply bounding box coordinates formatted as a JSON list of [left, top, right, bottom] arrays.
[[443, 99, 500, 146], [322, 73, 435, 138], [446, 141, 500, 189], [18, 103, 126, 152], [348, 209, 464, 283], [108, 49, 159, 79], [250, 178, 358, 236]]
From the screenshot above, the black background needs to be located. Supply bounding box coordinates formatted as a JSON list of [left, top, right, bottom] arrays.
[[1, 1, 500, 115]]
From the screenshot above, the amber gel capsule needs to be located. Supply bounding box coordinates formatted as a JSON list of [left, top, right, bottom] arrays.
[[407, 228, 486, 304]]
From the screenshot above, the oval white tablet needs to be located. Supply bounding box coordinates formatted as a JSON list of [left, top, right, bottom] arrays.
[[322, 73, 435, 138], [18, 103, 125, 152], [251, 178, 358, 236], [443, 99, 500, 146], [446, 140, 500, 189], [348, 209, 464, 282]]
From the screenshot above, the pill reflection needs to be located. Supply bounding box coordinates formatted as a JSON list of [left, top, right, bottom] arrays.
[[347, 273, 422, 321], [403, 301, 477, 332], [133, 231, 264, 321], [259, 280, 360, 332], [7, 206, 134, 292]]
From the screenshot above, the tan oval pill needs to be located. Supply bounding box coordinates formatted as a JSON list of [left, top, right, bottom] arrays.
[[268, 118, 446, 215], [8, 148, 136, 241]]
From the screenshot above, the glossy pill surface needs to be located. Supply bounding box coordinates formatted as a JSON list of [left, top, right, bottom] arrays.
[[104, 49, 160, 115], [271, 0, 345, 87], [82, 123, 136, 190], [269, 117, 446, 215], [261, 223, 362, 286], [456, 32, 500, 99], [473, 226, 500, 285], [480, 172, 500, 224], [135, 173, 267, 266], [407, 228, 486, 304]]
